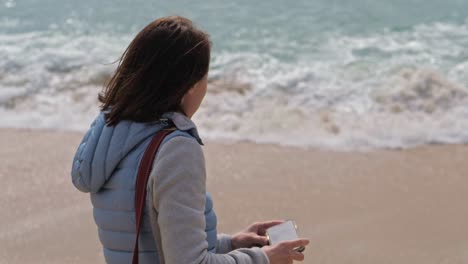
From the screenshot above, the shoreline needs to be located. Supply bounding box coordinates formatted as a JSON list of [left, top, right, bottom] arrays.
[[1, 126, 466, 153], [1, 128, 467, 263]]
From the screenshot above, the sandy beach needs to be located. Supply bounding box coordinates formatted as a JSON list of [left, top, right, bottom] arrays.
[[1, 128, 467, 264]]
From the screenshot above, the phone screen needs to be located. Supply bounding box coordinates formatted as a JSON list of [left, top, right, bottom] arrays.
[[266, 220, 305, 252], [266, 220, 299, 245]]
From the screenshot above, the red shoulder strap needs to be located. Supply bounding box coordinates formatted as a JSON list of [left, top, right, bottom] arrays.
[[133, 129, 174, 264]]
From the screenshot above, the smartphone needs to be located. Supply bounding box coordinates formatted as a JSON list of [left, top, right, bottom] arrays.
[[265, 220, 305, 252]]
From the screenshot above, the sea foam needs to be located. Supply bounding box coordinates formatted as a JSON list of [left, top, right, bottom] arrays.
[[1, 21, 468, 150]]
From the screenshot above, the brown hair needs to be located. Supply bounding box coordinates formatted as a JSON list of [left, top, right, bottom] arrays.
[[98, 16, 211, 126]]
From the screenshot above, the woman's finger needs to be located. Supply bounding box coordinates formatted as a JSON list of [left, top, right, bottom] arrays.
[[281, 238, 310, 249], [256, 220, 285, 235], [289, 250, 305, 261], [249, 234, 269, 246]]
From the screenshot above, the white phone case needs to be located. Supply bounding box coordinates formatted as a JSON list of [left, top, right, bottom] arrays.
[[265, 220, 305, 252]]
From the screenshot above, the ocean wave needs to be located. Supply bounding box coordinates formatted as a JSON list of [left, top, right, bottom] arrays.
[[1, 21, 468, 150]]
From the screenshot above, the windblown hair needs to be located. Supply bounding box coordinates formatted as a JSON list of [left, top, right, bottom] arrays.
[[99, 16, 211, 126]]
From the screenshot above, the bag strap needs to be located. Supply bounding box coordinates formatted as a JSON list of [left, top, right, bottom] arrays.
[[133, 128, 175, 264]]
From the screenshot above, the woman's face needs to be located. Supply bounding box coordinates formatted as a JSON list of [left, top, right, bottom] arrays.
[[180, 74, 208, 118]]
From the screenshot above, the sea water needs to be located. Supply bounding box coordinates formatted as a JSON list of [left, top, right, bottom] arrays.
[[1, 0, 468, 150]]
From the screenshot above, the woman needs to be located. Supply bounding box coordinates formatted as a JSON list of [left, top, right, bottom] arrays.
[[71, 16, 309, 264]]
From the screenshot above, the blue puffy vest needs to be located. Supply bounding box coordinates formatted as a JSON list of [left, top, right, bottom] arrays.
[[71, 112, 217, 263]]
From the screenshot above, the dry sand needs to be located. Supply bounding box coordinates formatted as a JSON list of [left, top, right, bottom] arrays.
[[1, 128, 467, 264]]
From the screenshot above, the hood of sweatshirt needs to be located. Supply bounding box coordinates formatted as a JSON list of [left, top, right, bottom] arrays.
[[71, 111, 202, 193]]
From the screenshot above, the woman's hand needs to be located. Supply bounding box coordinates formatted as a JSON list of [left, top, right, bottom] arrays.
[[262, 239, 310, 264], [231, 220, 285, 250]]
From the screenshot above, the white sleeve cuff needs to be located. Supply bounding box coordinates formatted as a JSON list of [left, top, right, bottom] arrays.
[[216, 233, 233, 254]]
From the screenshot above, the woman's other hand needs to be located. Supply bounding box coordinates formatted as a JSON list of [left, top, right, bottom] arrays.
[[262, 239, 310, 264], [231, 220, 285, 249]]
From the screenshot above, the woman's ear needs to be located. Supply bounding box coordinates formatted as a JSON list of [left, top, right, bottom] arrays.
[[180, 86, 194, 113], [187, 86, 195, 94], [190, 79, 203, 93], [180, 76, 208, 118], [182, 86, 195, 101]]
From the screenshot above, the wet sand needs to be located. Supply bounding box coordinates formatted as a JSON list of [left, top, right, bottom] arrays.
[[1, 128, 467, 263]]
